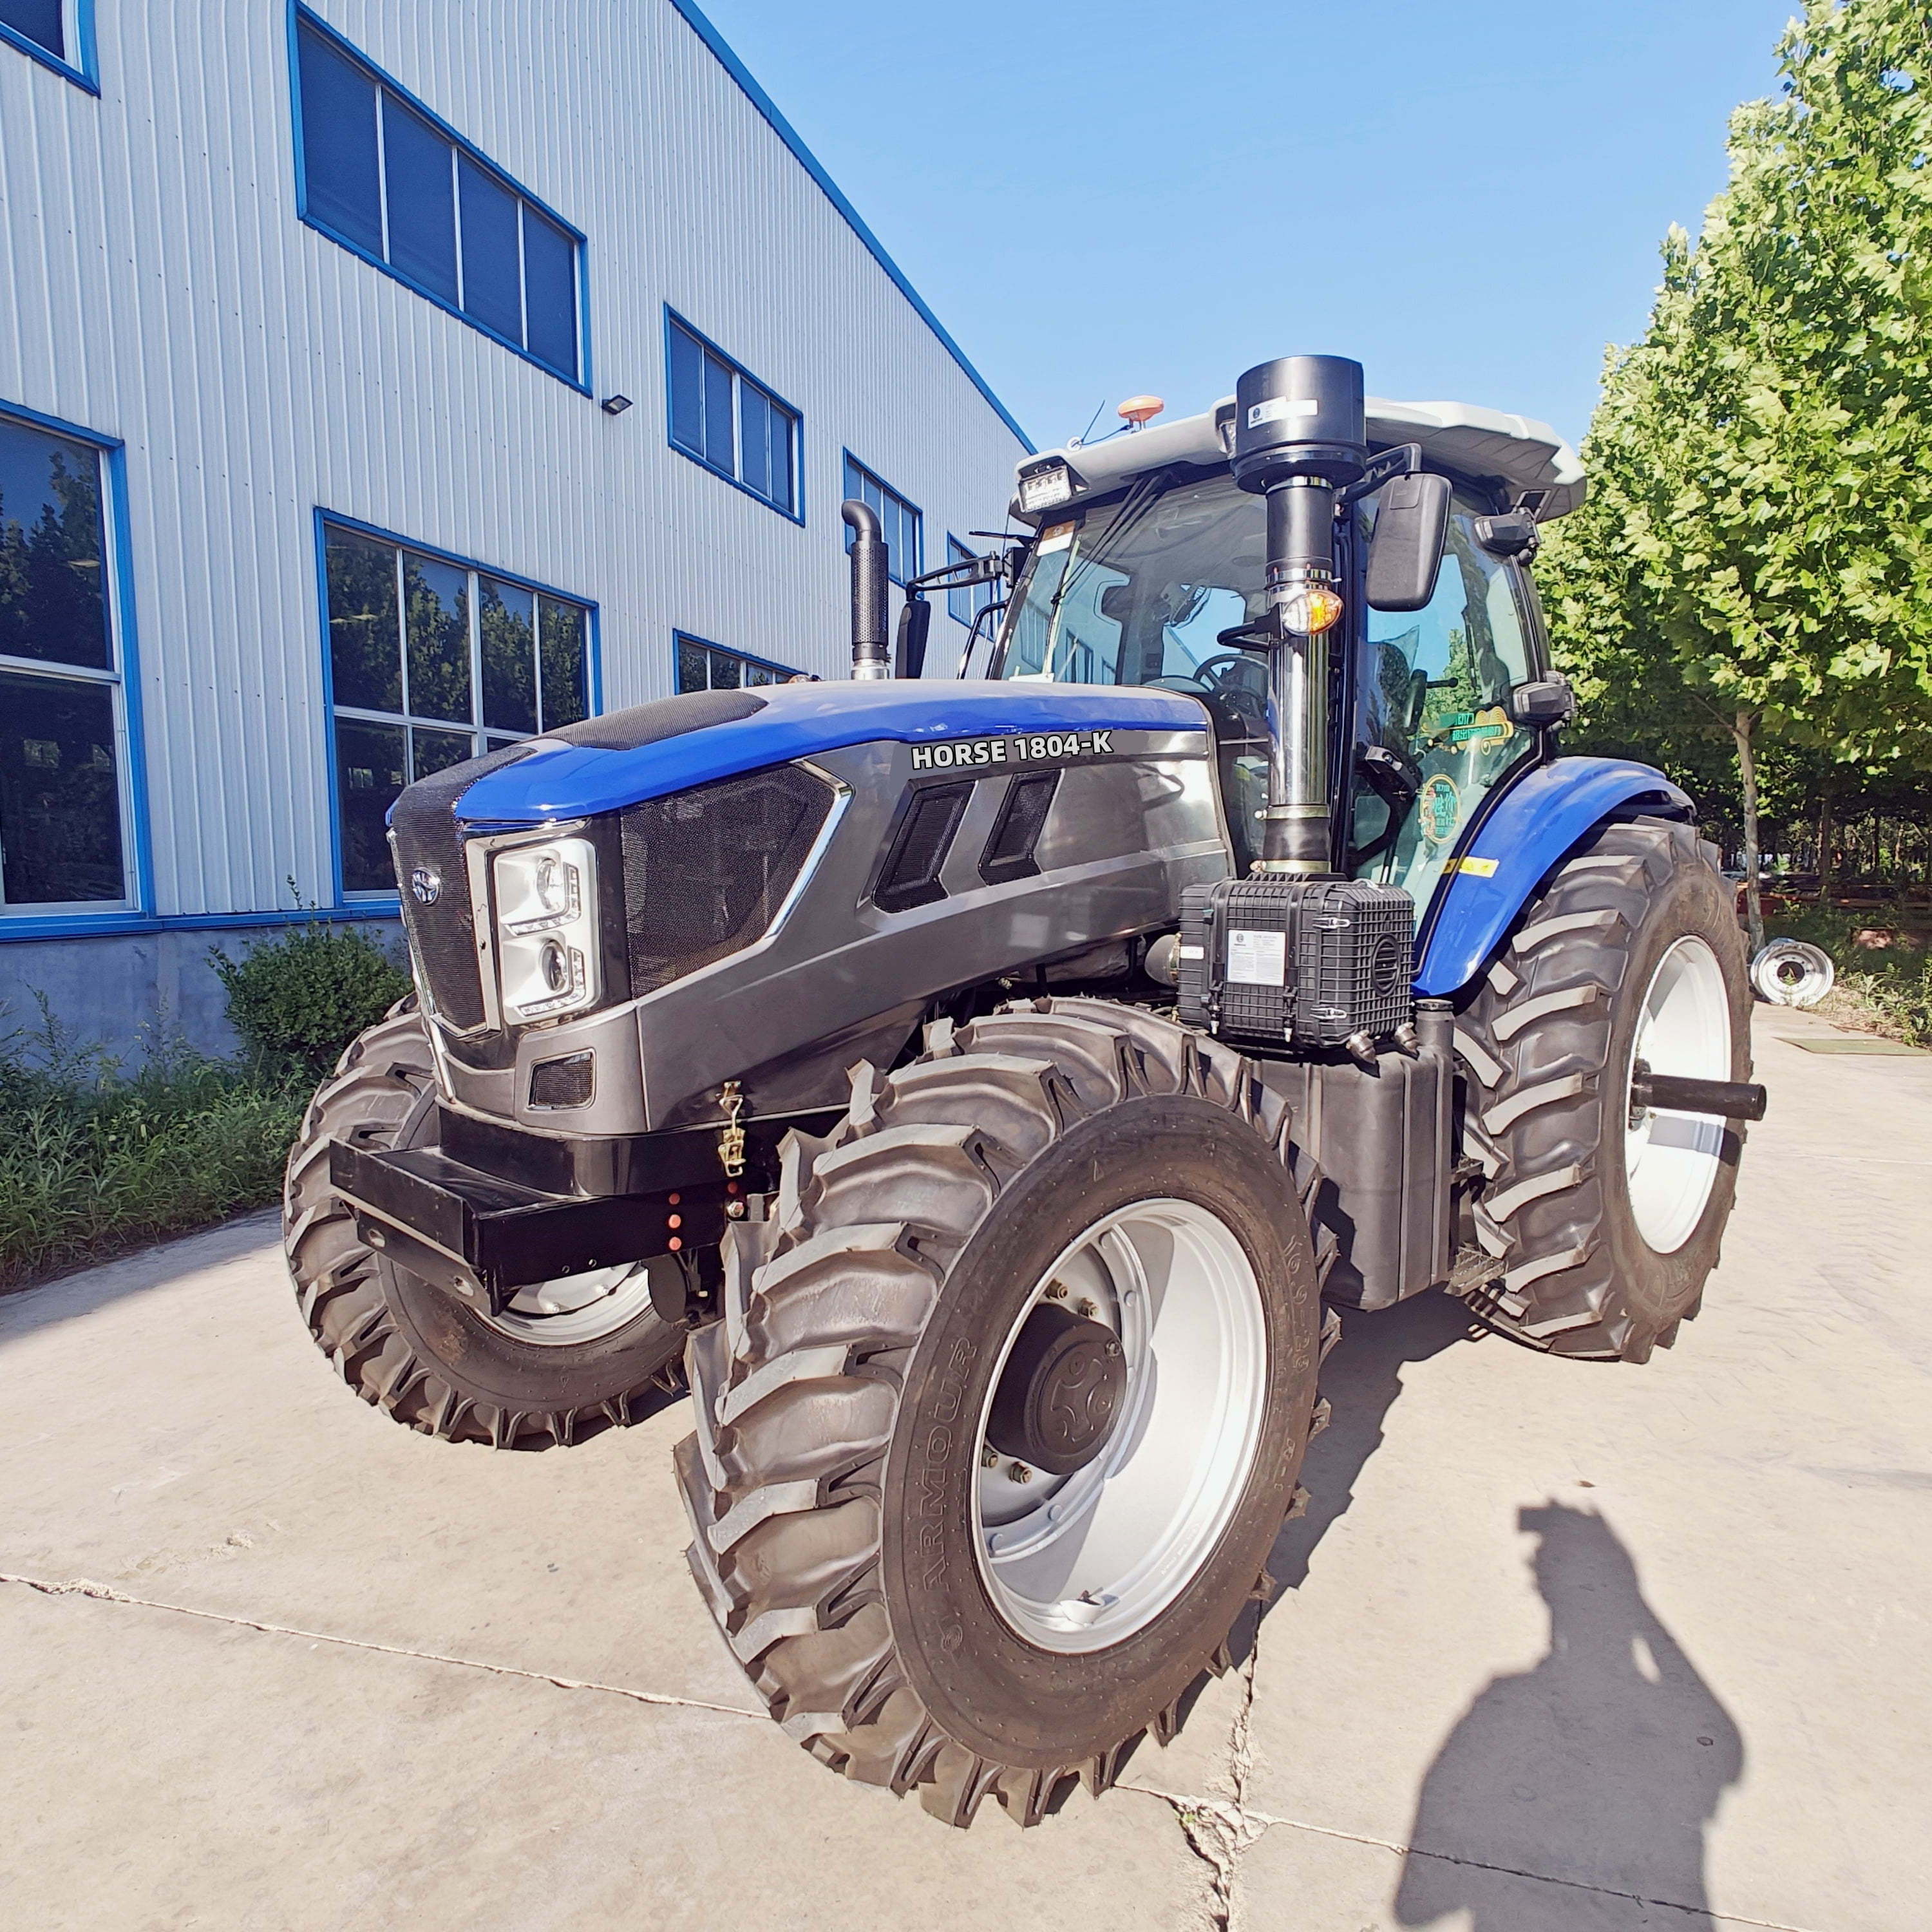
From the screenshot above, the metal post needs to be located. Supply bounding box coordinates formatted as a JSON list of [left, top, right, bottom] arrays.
[[1230, 356, 1368, 877], [1260, 477, 1337, 873]]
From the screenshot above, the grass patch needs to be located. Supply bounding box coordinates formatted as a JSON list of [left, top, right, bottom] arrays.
[[1761, 902, 1932, 1048], [0, 1014, 311, 1293], [0, 919, 414, 1293]]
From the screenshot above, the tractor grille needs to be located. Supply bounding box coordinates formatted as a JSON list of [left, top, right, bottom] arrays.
[[389, 741, 538, 1034], [621, 764, 835, 994]]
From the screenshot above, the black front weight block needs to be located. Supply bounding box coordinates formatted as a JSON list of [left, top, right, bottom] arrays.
[[330, 1138, 728, 1316]]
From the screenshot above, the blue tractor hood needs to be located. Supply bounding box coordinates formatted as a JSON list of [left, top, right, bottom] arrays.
[[453, 680, 1208, 826]]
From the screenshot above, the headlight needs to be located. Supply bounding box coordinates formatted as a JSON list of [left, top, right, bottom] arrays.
[[491, 837, 600, 1023], [1018, 460, 1077, 514]]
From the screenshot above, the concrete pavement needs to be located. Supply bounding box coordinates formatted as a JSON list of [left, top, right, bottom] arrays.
[[3, 1005, 1927, 1931]]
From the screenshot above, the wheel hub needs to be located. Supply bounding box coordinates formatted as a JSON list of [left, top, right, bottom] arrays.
[[971, 1198, 1268, 1654], [986, 1304, 1127, 1475]]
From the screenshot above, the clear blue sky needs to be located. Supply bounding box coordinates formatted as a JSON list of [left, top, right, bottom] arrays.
[[696, 0, 1801, 452]]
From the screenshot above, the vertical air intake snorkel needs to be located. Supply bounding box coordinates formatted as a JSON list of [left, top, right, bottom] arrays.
[[841, 499, 891, 681], [1231, 355, 1368, 874]]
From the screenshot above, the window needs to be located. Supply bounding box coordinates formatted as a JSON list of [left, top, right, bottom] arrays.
[[0, 0, 93, 85], [946, 535, 999, 630], [666, 314, 800, 518], [843, 457, 921, 585], [1356, 496, 1539, 909], [0, 411, 134, 913], [675, 634, 802, 693], [293, 10, 585, 384], [321, 519, 593, 895]]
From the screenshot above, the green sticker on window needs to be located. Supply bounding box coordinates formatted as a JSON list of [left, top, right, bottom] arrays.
[[1417, 774, 1461, 846]]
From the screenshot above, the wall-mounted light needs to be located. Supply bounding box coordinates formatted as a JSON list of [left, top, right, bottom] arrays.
[[601, 395, 633, 416]]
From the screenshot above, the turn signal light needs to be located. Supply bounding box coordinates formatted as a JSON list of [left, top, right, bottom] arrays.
[[1280, 583, 1344, 636]]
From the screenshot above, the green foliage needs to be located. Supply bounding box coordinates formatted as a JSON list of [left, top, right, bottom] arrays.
[[1541, 0, 1932, 931], [210, 920, 412, 1075], [0, 1010, 307, 1291]]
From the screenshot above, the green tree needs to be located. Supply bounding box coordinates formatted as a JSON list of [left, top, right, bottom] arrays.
[[1542, 0, 1932, 951]]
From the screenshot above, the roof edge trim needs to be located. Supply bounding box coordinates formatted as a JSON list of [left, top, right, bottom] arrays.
[[665, 0, 1034, 454]]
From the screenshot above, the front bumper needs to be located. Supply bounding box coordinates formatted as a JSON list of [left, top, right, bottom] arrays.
[[330, 1138, 726, 1315], [325, 1108, 825, 1315]]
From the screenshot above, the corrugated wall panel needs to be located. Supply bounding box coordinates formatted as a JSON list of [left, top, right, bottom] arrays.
[[0, 0, 1026, 919]]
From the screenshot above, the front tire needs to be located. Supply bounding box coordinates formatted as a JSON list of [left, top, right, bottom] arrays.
[[283, 1004, 685, 1448], [676, 998, 1337, 1825], [1454, 819, 1752, 1361]]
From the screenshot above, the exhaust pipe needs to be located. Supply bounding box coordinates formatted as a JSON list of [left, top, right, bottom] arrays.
[[841, 499, 891, 681], [1231, 355, 1368, 874]]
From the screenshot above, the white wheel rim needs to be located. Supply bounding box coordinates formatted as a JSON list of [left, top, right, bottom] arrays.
[[477, 1258, 661, 1347], [1624, 936, 1732, 1254], [971, 1198, 1267, 1654]]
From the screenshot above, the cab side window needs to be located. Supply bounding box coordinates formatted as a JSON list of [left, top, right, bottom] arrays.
[[1354, 501, 1538, 909]]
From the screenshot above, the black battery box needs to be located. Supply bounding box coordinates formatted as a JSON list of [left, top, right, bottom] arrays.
[[1178, 878, 1415, 1052]]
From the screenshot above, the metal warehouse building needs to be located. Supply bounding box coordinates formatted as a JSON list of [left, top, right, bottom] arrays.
[[0, 0, 1028, 1053]]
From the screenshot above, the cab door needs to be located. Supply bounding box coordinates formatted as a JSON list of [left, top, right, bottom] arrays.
[[1350, 496, 1543, 910]]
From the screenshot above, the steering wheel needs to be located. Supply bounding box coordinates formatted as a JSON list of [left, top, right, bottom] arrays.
[[1149, 654, 1270, 729]]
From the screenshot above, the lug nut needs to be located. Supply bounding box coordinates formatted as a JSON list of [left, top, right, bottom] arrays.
[[981, 1446, 999, 1469], [1007, 1461, 1033, 1484], [1045, 1282, 1067, 1300], [1075, 1297, 1097, 1318]]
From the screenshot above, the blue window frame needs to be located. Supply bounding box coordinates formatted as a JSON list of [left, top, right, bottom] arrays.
[[0, 402, 145, 919], [0, 0, 98, 89], [842, 455, 921, 586], [946, 535, 999, 629], [674, 632, 802, 693], [665, 313, 802, 520], [317, 514, 596, 897], [290, 8, 587, 388]]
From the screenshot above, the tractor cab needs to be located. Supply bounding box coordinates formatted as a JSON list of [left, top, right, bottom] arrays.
[[989, 396, 1583, 907]]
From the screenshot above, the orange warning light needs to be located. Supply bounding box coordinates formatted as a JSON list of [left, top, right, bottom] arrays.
[[1117, 395, 1164, 429]]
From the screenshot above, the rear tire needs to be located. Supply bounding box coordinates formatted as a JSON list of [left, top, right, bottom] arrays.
[[283, 1003, 685, 1448], [676, 998, 1338, 1825], [1454, 820, 1752, 1361]]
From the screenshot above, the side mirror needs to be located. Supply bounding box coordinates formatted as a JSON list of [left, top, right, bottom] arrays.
[[1366, 473, 1452, 612], [1509, 672, 1575, 730], [895, 594, 933, 678]]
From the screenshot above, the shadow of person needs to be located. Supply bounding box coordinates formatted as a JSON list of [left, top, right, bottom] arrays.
[[1394, 1504, 1744, 1930], [1264, 1287, 1486, 1605]]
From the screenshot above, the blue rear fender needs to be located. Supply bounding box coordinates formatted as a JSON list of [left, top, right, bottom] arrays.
[[1414, 757, 1693, 998]]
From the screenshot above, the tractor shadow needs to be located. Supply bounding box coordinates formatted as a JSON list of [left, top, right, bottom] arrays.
[[1264, 1285, 1487, 1607], [1141, 1288, 1484, 1764]]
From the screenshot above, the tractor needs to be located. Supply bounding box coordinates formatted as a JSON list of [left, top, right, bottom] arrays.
[[284, 355, 1765, 1826]]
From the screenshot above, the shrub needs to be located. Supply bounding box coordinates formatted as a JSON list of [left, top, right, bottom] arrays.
[[211, 921, 412, 1074], [0, 1019, 309, 1290]]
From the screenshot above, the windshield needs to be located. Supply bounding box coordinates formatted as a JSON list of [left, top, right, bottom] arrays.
[[1000, 471, 1269, 688], [998, 467, 1541, 894]]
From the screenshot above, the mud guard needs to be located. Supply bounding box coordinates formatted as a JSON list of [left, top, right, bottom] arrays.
[[1413, 757, 1692, 998]]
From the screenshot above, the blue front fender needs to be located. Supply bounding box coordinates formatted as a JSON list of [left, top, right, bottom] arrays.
[[1413, 757, 1692, 998]]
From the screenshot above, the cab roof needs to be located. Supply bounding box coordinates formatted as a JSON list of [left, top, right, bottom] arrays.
[[1012, 394, 1586, 522]]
